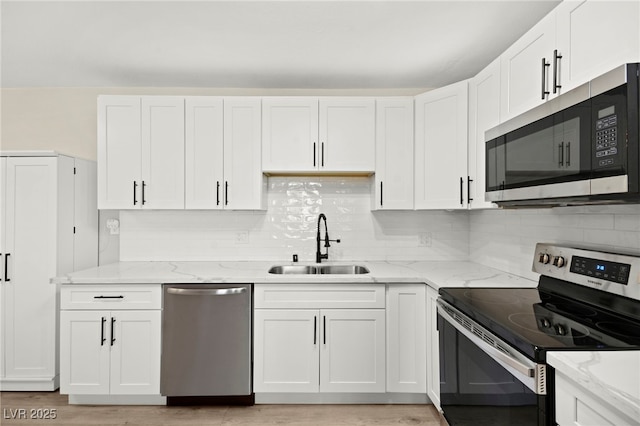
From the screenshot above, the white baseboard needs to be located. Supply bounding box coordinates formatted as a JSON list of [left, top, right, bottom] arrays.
[[67, 395, 167, 405], [255, 392, 431, 404], [0, 376, 59, 391]]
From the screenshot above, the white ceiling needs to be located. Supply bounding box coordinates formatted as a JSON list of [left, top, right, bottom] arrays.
[[1, 0, 561, 89]]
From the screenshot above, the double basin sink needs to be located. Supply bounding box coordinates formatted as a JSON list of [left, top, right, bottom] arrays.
[[268, 265, 370, 275]]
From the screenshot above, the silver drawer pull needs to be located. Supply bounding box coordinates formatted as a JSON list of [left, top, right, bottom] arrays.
[[167, 287, 247, 296]]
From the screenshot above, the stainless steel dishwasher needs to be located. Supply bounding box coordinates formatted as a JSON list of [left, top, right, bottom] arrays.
[[161, 284, 252, 401]]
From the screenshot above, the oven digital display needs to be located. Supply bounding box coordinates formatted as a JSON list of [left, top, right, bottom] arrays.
[[570, 256, 631, 285]]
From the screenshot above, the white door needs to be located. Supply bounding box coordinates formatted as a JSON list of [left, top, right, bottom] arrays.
[[468, 58, 500, 209], [374, 98, 414, 210], [262, 97, 318, 172], [319, 98, 375, 172], [253, 309, 319, 393], [223, 97, 265, 210], [141, 96, 185, 209], [556, 0, 640, 94], [386, 284, 426, 393], [415, 80, 469, 209], [500, 12, 556, 121], [185, 97, 224, 209], [320, 309, 385, 393], [97, 96, 141, 209], [109, 310, 161, 395], [426, 287, 440, 409], [60, 310, 110, 395], [0, 157, 6, 379], [2, 157, 57, 380]]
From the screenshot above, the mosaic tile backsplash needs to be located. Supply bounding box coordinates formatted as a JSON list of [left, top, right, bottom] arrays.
[[119, 176, 640, 275], [120, 176, 471, 262]]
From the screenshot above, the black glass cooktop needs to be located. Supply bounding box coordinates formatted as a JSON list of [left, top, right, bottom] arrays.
[[439, 279, 640, 362]]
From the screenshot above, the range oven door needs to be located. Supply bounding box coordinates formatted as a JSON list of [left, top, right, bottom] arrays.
[[437, 300, 550, 426]]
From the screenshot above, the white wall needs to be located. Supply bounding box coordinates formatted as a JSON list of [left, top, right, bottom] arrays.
[[120, 176, 470, 262], [470, 205, 640, 280]]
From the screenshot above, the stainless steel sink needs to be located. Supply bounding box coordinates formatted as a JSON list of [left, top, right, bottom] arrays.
[[267, 264, 370, 275], [268, 265, 318, 274], [318, 265, 369, 275]]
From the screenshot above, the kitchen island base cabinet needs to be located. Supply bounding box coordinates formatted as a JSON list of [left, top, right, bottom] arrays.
[[59, 285, 162, 399]]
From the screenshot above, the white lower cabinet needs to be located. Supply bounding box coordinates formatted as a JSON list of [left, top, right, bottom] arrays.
[[386, 284, 426, 393], [59, 285, 162, 396], [426, 286, 441, 410], [253, 284, 386, 394], [555, 372, 636, 426]]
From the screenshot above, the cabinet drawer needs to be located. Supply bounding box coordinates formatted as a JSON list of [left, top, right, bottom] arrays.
[[255, 284, 385, 309], [61, 285, 162, 310]]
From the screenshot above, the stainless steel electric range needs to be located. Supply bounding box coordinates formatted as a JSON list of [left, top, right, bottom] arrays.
[[437, 243, 640, 426]]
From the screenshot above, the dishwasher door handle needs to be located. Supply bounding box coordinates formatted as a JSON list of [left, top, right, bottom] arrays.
[[166, 287, 247, 296]]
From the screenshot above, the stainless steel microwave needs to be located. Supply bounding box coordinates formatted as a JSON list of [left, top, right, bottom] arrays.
[[485, 63, 640, 207]]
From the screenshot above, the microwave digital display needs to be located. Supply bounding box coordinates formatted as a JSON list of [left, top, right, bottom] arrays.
[[598, 105, 615, 119]]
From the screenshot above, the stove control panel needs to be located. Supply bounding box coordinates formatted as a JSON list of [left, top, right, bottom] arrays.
[[570, 256, 630, 285], [533, 243, 640, 302]]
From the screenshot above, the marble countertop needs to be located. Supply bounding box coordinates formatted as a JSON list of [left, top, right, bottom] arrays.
[[547, 351, 640, 422], [53, 260, 537, 290]]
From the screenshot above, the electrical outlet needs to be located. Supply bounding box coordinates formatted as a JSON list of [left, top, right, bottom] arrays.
[[235, 231, 249, 244], [418, 232, 432, 247]]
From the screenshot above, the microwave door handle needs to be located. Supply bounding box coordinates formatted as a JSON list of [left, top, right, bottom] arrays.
[[566, 142, 570, 167], [558, 142, 564, 167], [541, 58, 550, 100]]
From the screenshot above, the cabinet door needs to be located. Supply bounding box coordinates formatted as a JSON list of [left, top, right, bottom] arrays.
[[468, 59, 500, 209], [556, 0, 640, 94], [262, 97, 318, 172], [60, 310, 111, 395], [254, 309, 319, 393], [426, 287, 440, 409], [500, 11, 556, 121], [109, 310, 161, 395], [141, 97, 185, 209], [185, 97, 224, 209], [224, 97, 265, 210], [319, 98, 375, 172], [2, 158, 58, 381], [97, 96, 141, 209], [320, 309, 385, 393], [374, 98, 414, 210], [415, 80, 469, 209], [386, 284, 426, 393]]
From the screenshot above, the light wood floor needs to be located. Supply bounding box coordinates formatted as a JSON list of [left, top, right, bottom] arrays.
[[0, 392, 446, 425]]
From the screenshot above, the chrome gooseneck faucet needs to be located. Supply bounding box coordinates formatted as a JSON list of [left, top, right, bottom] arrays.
[[316, 213, 340, 263]]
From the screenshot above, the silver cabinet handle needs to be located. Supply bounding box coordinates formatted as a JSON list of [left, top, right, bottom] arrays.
[[167, 287, 247, 296]]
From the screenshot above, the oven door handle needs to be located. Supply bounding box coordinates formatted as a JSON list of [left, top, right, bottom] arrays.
[[437, 299, 546, 395]]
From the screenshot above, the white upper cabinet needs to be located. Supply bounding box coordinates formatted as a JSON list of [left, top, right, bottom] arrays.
[[141, 97, 185, 209], [97, 96, 141, 209], [468, 58, 500, 209], [500, 11, 557, 121], [318, 98, 375, 173], [500, 0, 640, 122], [415, 80, 469, 210], [262, 97, 375, 173], [185, 97, 224, 209], [373, 98, 414, 210], [98, 96, 185, 209], [223, 97, 266, 210], [185, 97, 265, 210], [555, 0, 640, 94]]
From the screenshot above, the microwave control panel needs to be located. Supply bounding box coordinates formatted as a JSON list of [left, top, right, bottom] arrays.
[[594, 112, 619, 168]]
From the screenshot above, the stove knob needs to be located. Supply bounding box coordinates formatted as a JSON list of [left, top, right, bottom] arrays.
[[554, 324, 566, 336], [539, 253, 550, 264], [540, 318, 551, 328], [553, 256, 566, 268]]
